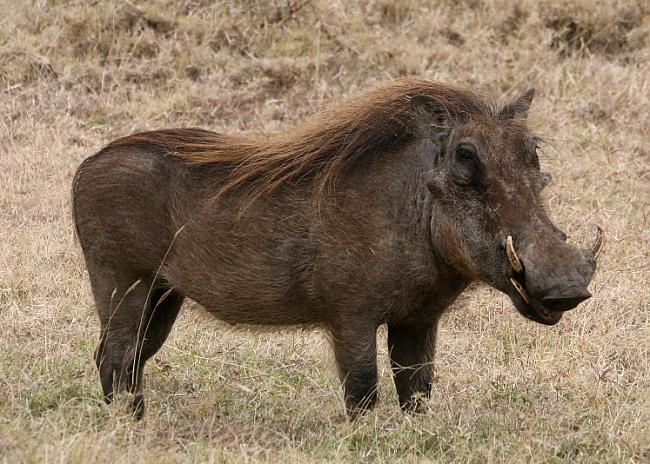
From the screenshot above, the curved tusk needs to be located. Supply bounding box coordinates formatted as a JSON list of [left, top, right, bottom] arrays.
[[506, 236, 524, 273], [510, 278, 530, 304], [591, 225, 603, 260]]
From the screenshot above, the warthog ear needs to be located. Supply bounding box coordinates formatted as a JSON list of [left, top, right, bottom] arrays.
[[501, 88, 535, 119], [410, 95, 454, 136]]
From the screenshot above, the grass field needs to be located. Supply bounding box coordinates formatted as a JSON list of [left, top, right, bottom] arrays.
[[0, 0, 648, 462]]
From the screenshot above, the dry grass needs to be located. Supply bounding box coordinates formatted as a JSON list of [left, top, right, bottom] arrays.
[[0, 0, 648, 462]]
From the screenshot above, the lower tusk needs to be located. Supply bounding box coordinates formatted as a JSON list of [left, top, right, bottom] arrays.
[[506, 236, 524, 273], [510, 278, 530, 304], [591, 225, 603, 260]]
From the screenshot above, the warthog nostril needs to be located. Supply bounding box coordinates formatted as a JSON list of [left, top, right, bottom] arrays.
[[540, 287, 592, 312]]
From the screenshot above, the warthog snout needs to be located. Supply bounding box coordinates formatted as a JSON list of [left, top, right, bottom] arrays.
[[505, 227, 602, 325]]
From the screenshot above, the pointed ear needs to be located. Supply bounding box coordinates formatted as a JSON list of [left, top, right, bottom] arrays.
[[501, 88, 535, 119], [410, 95, 454, 135]]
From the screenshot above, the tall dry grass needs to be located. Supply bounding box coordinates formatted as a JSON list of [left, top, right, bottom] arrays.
[[0, 0, 648, 462]]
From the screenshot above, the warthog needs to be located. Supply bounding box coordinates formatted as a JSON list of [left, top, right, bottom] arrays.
[[72, 78, 601, 419]]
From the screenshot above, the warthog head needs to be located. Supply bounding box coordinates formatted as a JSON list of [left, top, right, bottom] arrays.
[[418, 89, 602, 325]]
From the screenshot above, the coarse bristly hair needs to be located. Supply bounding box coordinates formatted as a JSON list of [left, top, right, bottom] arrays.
[[102, 77, 502, 203]]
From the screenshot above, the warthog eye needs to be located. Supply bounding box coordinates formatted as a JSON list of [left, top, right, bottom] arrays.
[[456, 143, 476, 162], [452, 142, 481, 188]]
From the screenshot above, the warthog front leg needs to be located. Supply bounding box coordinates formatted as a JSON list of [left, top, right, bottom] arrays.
[[387, 322, 437, 412], [330, 320, 379, 419]]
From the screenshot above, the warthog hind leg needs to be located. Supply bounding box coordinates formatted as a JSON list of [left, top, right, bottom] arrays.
[[92, 271, 183, 419]]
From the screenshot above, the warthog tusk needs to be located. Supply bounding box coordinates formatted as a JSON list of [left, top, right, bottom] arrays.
[[506, 236, 523, 273], [510, 278, 531, 304], [591, 225, 603, 259]]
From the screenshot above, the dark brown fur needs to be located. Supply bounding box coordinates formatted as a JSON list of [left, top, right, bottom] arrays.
[[72, 77, 597, 419]]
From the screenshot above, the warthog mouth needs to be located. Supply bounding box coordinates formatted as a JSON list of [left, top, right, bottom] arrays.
[[505, 228, 603, 326]]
